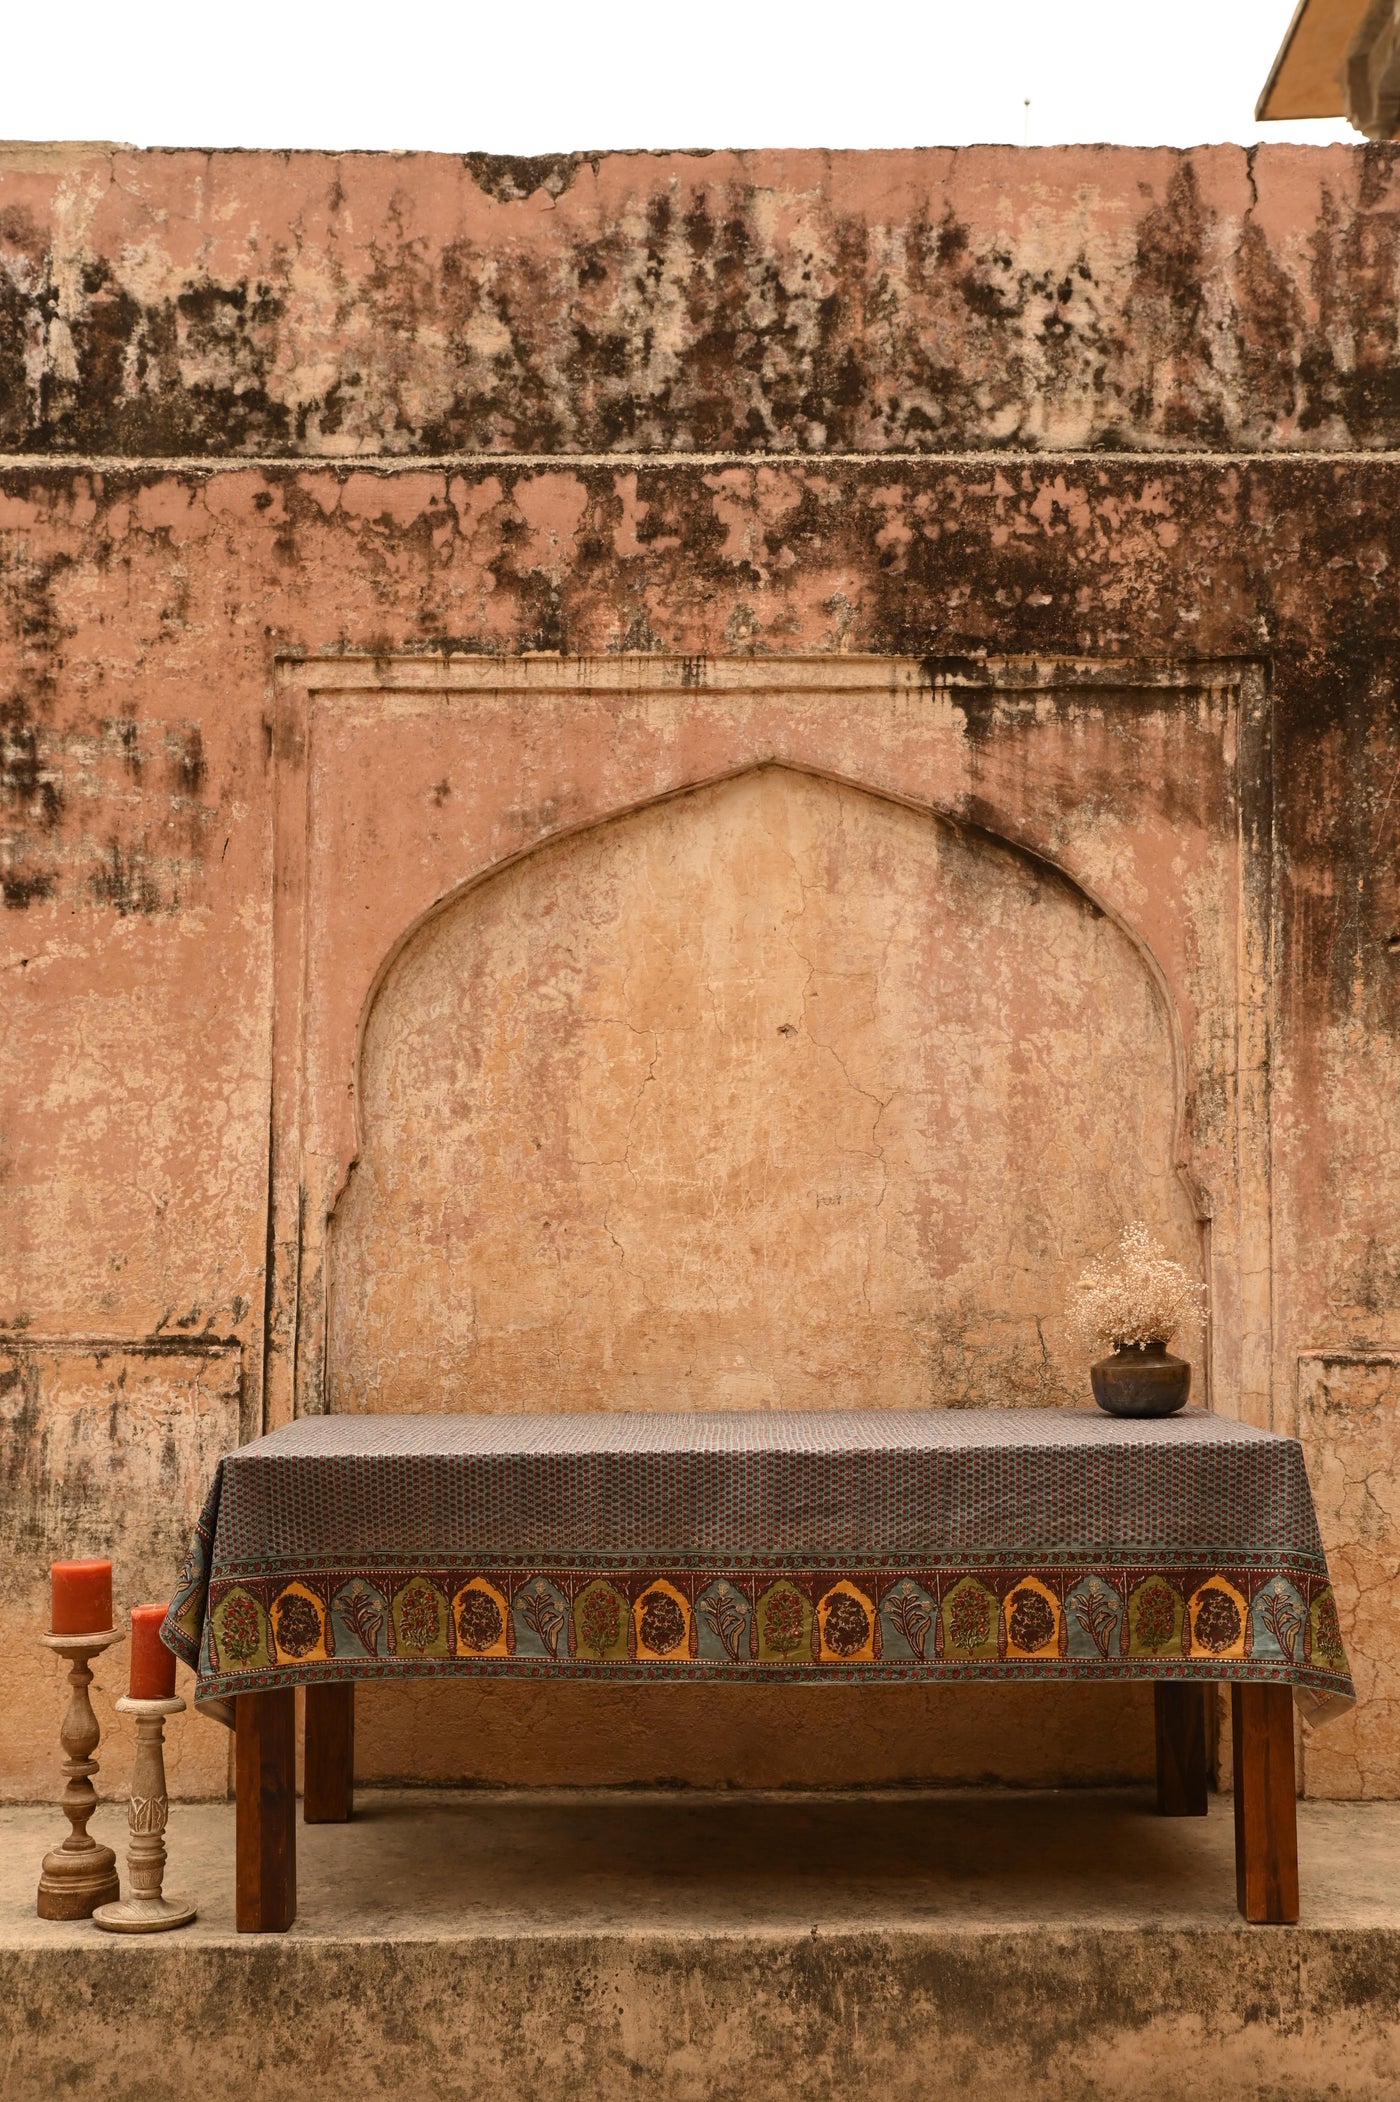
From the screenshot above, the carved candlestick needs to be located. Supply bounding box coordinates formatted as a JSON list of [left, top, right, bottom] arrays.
[[36, 1630, 122, 1919], [94, 1695, 197, 1932]]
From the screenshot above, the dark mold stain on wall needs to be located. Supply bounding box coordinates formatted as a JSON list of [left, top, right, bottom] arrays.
[[5, 145, 1400, 457], [461, 153, 599, 204]]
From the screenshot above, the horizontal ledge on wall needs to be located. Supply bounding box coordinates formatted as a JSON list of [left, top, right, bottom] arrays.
[[7, 451, 1400, 475], [1297, 1349, 1400, 1365], [0, 1333, 243, 1358], [279, 652, 1257, 701]]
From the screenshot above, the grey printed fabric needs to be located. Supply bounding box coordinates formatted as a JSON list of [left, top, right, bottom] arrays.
[[162, 1408, 1353, 1709]]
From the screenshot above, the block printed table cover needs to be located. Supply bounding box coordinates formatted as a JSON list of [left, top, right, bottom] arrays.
[[163, 1408, 1354, 1711]]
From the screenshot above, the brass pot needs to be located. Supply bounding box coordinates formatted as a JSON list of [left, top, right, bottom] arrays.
[[1090, 1339, 1190, 1417]]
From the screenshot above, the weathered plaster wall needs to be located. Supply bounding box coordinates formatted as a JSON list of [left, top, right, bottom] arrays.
[[0, 1341, 239, 1798], [6, 143, 1400, 456], [331, 764, 1196, 1416], [2, 145, 1398, 1799]]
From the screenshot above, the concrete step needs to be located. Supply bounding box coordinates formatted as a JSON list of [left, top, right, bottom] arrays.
[[4, 1787, 1400, 2101]]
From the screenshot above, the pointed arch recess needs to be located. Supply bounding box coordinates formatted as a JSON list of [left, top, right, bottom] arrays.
[[268, 653, 1267, 1433], [328, 760, 1197, 1417], [345, 758, 1192, 1197]]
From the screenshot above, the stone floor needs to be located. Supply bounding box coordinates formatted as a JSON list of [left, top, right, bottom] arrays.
[[4, 1787, 1400, 2100]]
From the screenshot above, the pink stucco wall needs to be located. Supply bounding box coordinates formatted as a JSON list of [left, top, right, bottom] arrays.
[[2, 145, 1397, 1799]]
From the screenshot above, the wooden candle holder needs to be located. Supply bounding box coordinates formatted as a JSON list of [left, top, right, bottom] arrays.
[[93, 1695, 197, 1933], [36, 1630, 122, 1919]]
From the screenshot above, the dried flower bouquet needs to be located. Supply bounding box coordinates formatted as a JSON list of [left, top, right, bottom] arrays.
[[1067, 1221, 1205, 1356]]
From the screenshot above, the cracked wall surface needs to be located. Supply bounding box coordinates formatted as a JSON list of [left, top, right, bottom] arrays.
[[1299, 1355, 1400, 1797], [2, 144, 1398, 1797], [330, 766, 1196, 1416]]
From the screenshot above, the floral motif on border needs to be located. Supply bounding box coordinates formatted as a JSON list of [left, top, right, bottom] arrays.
[[167, 1552, 1353, 1700]]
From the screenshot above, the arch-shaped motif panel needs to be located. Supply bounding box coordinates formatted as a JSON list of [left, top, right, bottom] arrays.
[[327, 764, 1200, 1413]]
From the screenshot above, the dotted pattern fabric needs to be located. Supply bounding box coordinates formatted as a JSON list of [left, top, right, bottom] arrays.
[[160, 1408, 1354, 1709], [214, 1408, 1322, 1562]]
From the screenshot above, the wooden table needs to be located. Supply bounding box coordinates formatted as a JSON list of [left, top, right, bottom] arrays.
[[158, 1409, 1351, 1933], [235, 1674, 1297, 1931]]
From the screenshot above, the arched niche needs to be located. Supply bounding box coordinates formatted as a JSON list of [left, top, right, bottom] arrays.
[[326, 763, 1201, 1414]]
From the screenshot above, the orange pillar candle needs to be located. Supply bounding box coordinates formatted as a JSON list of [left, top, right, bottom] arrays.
[[128, 1605, 177, 1700], [50, 1560, 113, 1635]]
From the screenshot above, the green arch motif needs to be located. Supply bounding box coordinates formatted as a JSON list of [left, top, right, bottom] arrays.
[[391, 1577, 449, 1658], [940, 1575, 999, 1660], [1308, 1587, 1347, 1671], [212, 1585, 269, 1672], [756, 1579, 813, 1662], [573, 1579, 629, 1661], [1128, 1577, 1184, 1658]]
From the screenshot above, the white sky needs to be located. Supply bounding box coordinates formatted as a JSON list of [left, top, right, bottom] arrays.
[[0, 1, 1360, 155]]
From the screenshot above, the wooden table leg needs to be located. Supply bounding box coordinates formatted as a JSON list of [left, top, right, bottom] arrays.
[[1232, 1683, 1299, 1924], [304, 1682, 355, 1824], [235, 1688, 296, 1932], [1154, 1682, 1208, 1816]]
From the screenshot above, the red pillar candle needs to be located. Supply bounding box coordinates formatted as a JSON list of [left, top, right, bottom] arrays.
[[50, 1559, 113, 1635], [129, 1604, 177, 1700]]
